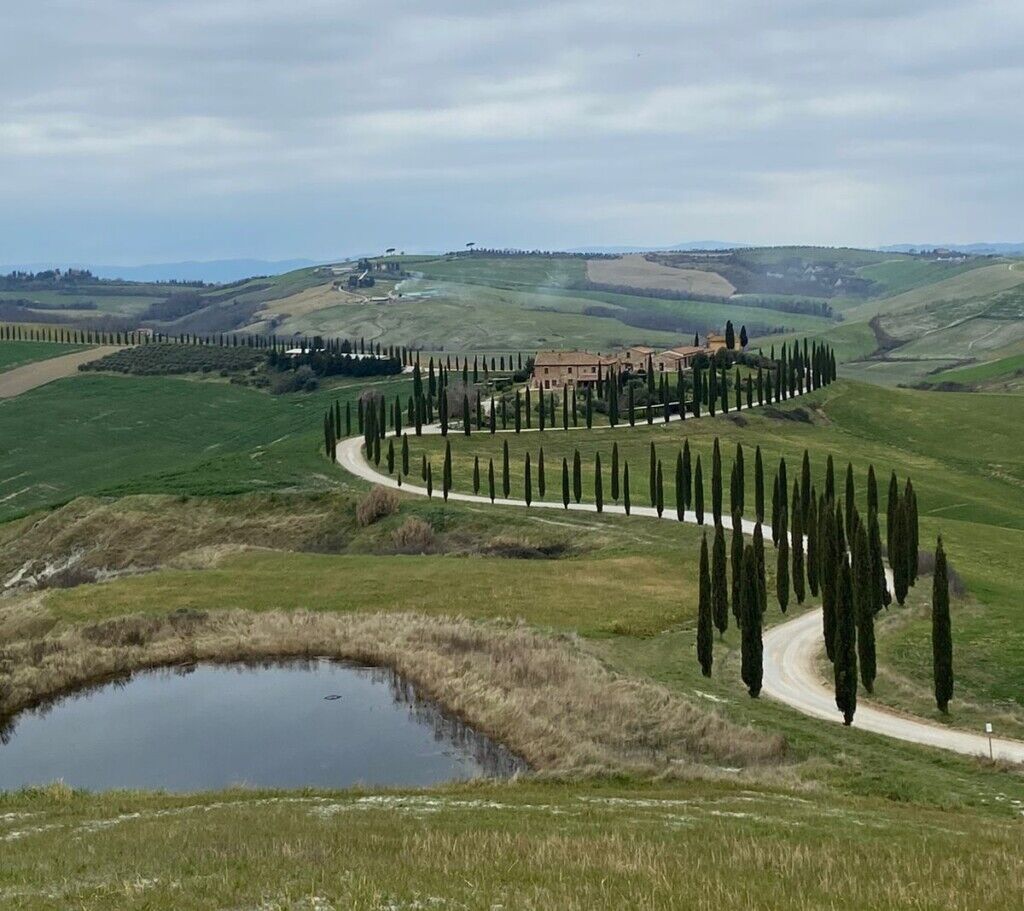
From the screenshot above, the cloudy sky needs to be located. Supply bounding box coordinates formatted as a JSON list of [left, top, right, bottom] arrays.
[[2, 0, 1022, 263]]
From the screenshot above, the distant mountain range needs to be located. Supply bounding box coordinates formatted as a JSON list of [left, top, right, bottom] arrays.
[[878, 243, 1024, 256], [0, 258, 325, 284]]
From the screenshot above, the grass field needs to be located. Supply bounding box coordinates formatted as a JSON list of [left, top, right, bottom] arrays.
[[921, 352, 1024, 392], [0, 340, 87, 371], [0, 372, 409, 520]]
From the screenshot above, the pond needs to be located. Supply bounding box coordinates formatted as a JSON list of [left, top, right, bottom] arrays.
[[0, 659, 527, 791]]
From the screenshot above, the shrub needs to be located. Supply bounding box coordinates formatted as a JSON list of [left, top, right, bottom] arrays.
[[356, 486, 399, 526], [390, 517, 435, 553]]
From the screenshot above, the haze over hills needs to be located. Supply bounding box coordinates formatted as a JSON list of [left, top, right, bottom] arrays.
[[0, 259, 325, 284]]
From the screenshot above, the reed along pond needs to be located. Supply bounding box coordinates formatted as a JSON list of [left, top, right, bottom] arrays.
[[0, 659, 526, 791]]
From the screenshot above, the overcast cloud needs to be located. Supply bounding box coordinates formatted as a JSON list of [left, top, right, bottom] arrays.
[[2, 0, 1022, 261]]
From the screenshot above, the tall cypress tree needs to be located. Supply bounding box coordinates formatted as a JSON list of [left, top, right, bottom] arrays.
[[754, 445, 765, 522], [694, 456, 704, 524], [868, 507, 888, 611], [734, 442, 745, 516], [524, 453, 532, 506], [853, 522, 876, 693], [401, 433, 410, 475], [730, 512, 744, 624], [791, 483, 805, 604], [845, 462, 856, 539], [820, 493, 837, 661], [771, 473, 781, 545], [833, 554, 858, 725], [806, 487, 819, 596], [886, 469, 899, 563], [573, 449, 582, 503], [561, 458, 570, 509], [866, 464, 878, 516], [699, 536, 715, 672], [595, 453, 604, 513], [932, 536, 954, 713], [488, 459, 495, 502], [800, 450, 811, 526], [712, 523, 729, 634], [442, 439, 452, 500], [426, 462, 433, 497], [538, 447, 546, 498], [611, 442, 620, 501], [825, 454, 836, 502], [906, 479, 919, 585], [776, 507, 790, 612], [711, 437, 723, 524], [740, 544, 763, 697], [473, 455, 480, 495], [623, 462, 631, 515], [893, 496, 909, 605], [753, 523, 767, 615], [387, 438, 395, 474]]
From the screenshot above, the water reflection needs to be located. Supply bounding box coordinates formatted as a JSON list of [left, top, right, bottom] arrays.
[[0, 658, 527, 791]]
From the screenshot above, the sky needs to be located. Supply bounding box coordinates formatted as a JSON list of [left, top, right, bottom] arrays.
[[2, 0, 1022, 263]]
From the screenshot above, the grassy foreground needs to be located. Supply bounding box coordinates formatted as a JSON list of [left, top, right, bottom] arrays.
[[0, 339, 87, 371], [3, 779, 1022, 911]]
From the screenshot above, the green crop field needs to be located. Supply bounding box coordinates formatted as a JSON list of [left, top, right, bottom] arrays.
[[0, 340, 87, 371], [0, 372, 409, 520]]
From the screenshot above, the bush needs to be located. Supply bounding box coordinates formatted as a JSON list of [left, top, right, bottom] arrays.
[[356, 486, 399, 527], [79, 343, 265, 376], [390, 517, 435, 553], [269, 365, 319, 394]]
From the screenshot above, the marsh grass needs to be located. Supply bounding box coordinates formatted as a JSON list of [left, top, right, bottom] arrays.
[[0, 610, 783, 773]]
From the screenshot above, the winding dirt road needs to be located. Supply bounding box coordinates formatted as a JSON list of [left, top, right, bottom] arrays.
[[0, 346, 122, 399], [334, 392, 1024, 764]]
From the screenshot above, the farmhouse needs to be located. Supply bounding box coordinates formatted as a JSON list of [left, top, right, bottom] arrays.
[[530, 332, 729, 389]]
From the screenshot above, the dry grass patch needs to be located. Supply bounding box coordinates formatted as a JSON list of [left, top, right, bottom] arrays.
[[0, 610, 783, 774], [586, 254, 736, 297]]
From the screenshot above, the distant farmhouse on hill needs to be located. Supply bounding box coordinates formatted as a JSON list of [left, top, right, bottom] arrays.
[[530, 331, 736, 391]]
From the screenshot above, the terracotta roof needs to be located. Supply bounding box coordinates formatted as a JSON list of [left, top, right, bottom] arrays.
[[664, 345, 703, 357]]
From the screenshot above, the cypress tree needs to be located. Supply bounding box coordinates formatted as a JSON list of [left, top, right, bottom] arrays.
[[733, 442, 745, 516], [778, 457, 788, 534], [387, 438, 395, 474], [611, 442, 620, 501], [853, 522, 876, 693], [886, 469, 899, 567], [753, 522, 767, 615], [515, 391, 522, 433], [800, 450, 811, 526], [426, 462, 434, 498], [502, 440, 511, 498], [730, 512, 744, 624], [712, 523, 729, 635], [562, 458, 570, 509], [833, 554, 858, 725], [699, 535, 715, 672], [868, 507, 888, 611], [932, 536, 954, 712], [473, 455, 480, 495], [372, 428, 381, 465], [867, 464, 878, 516], [791, 483, 805, 604], [489, 398, 496, 434], [628, 383, 635, 426], [623, 462, 631, 515], [906, 479, 919, 585], [825, 454, 835, 502], [563, 384, 569, 431], [649, 442, 657, 506], [525, 388, 532, 428], [573, 449, 582, 503], [675, 450, 684, 520], [421, 453, 427, 481], [754, 445, 765, 522], [655, 460, 664, 517], [771, 473, 781, 545], [845, 462, 856, 539], [681, 439, 692, 510], [524, 453, 532, 506], [893, 497, 909, 605], [807, 486, 819, 595], [538, 447, 546, 498], [820, 493, 837, 661], [401, 434, 409, 475], [777, 507, 790, 612], [595, 453, 604, 513], [694, 456, 704, 524], [740, 544, 763, 697], [711, 437, 723, 524]]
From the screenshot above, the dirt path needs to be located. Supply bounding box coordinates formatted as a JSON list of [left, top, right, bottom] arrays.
[[334, 390, 1024, 765], [0, 347, 122, 399]]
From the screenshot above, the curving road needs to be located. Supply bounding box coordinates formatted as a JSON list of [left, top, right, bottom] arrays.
[[335, 392, 1024, 765]]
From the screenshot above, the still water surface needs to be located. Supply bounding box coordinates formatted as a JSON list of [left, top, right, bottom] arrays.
[[0, 659, 525, 791]]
